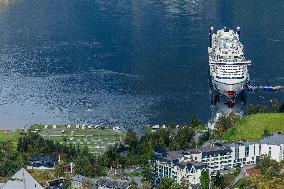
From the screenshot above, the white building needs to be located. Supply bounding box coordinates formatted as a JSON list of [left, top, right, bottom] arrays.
[[155, 151, 206, 186], [227, 142, 260, 166], [226, 133, 284, 167], [259, 133, 284, 162], [186, 146, 233, 174], [155, 145, 233, 186]]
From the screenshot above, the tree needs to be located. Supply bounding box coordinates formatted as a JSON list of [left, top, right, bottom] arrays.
[[198, 131, 210, 146], [142, 180, 152, 189], [200, 170, 210, 189], [171, 127, 195, 150], [172, 179, 189, 189], [213, 171, 224, 189], [54, 161, 67, 178], [125, 129, 138, 149], [270, 99, 280, 112], [247, 104, 268, 115], [159, 178, 174, 189], [262, 127, 270, 138], [256, 155, 281, 178], [214, 113, 240, 138], [191, 114, 202, 128], [81, 178, 93, 189]]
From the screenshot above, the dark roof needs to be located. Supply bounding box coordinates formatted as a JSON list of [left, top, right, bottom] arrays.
[[165, 151, 185, 160], [28, 156, 58, 168], [187, 146, 231, 157], [154, 147, 167, 157], [259, 133, 284, 145], [97, 177, 130, 189], [30, 156, 58, 162], [176, 161, 206, 170], [72, 175, 87, 182]]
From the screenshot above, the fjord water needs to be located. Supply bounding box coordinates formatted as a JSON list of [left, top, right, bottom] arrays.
[[0, 0, 283, 129]]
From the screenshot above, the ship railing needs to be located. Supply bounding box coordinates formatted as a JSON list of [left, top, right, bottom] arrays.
[[209, 60, 251, 65]]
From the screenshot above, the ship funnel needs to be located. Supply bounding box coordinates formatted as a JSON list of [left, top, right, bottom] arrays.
[[237, 26, 240, 38], [209, 27, 214, 47]]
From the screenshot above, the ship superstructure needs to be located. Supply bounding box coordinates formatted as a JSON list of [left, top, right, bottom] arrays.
[[208, 27, 251, 99]]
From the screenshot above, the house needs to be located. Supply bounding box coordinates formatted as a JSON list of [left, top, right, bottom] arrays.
[[244, 168, 261, 176], [96, 177, 131, 189], [27, 156, 59, 170], [72, 174, 97, 189], [152, 125, 160, 129], [1, 168, 43, 189], [82, 124, 86, 129], [72, 175, 130, 189], [113, 126, 120, 131], [72, 175, 86, 188]]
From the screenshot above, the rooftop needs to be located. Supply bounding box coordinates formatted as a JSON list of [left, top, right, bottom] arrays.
[[245, 168, 261, 175], [259, 133, 284, 145], [187, 146, 231, 155], [97, 177, 130, 189], [176, 161, 206, 170], [1, 168, 43, 189]]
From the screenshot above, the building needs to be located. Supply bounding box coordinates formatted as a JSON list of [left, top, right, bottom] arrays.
[[1, 168, 43, 189], [225, 133, 284, 167], [185, 146, 234, 173], [155, 145, 233, 186], [258, 133, 284, 162], [226, 142, 260, 166], [156, 155, 206, 185], [244, 168, 261, 176], [96, 177, 131, 189], [155, 133, 284, 187], [72, 175, 97, 189], [72, 175, 131, 189], [27, 156, 59, 170]]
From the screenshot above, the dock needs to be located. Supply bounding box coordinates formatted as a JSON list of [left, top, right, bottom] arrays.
[[247, 85, 284, 92]]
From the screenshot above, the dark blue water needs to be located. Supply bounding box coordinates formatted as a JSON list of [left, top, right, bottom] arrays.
[[0, 0, 283, 129]]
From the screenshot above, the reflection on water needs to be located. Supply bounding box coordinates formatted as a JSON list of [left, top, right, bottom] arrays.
[[208, 85, 247, 129], [0, 0, 283, 129]]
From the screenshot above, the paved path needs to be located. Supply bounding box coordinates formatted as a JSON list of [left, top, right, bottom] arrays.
[[232, 165, 255, 186]]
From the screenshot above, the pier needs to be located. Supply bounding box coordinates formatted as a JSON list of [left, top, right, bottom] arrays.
[[247, 85, 284, 92]]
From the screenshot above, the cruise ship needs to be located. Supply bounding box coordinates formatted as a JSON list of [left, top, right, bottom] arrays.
[[208, 27, 251, 99]]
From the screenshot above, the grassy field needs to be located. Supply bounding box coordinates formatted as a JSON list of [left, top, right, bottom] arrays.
[[31, 124, 125, 155], [223, 113, 284, 142], [0, 130, 20, 151]]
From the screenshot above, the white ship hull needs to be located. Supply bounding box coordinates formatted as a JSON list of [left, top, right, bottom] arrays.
[[211, 78, 246, 97]]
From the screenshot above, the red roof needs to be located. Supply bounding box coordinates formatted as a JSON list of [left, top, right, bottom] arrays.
[[245, 168, 261, 175]]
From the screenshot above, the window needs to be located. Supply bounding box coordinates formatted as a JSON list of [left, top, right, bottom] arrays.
[[245, 146, 249, 156]]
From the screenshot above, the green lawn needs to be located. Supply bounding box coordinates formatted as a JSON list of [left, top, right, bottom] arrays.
[[30, 124, 125, 155], [0, 130, 20, 151], [222, 113, 284, 142]]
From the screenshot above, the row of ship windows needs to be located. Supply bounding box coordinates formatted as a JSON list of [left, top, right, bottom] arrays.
[[216, 76, 244, 79], [218, 73, 243, 75]]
